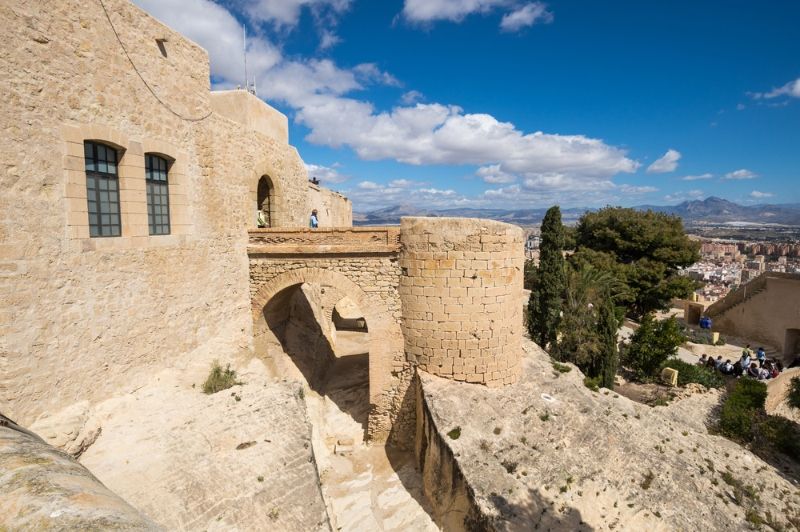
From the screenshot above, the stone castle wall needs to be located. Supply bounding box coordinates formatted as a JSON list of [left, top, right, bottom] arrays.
[[0, 0, 349, 423], [307, 183, 352, 228], [399, 217, 524, 386]]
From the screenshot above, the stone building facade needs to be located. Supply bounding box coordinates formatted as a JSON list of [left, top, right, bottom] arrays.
[[0, 0, 349, 424], [1, 0, 525, 447]]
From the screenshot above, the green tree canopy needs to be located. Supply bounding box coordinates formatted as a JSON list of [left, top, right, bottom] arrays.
[[572, 207, 700, 318]]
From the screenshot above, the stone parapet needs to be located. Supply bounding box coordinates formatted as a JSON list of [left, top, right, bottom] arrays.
[[399, 217, 524, 387], [248, 227, 401, 255]]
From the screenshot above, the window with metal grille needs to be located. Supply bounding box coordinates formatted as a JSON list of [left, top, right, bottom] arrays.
[[84, 142, 121, 237], [145, 154, 171, 235]]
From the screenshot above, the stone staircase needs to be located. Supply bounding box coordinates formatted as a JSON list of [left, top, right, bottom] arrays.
[[706, 272, 800, 319]]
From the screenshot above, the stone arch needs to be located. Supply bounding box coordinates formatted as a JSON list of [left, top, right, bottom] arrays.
[[251, 267, 401, 438], [250, 158, 284, 227]]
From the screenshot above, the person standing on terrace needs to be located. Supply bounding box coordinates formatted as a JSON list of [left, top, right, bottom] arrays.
[[310, 209, 319, 229]]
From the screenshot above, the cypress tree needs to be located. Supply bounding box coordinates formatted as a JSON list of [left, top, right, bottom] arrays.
[[528, 205, 566, 349], [597, 295, 619, 389]]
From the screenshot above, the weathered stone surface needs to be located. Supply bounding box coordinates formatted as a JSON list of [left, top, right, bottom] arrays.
[[0, 419, 158, 531], [74, 352, 330, 531], [417, 337, 800, 531]]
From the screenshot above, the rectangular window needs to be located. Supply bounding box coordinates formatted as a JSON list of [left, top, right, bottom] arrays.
[[146, 154, 171, 235], [84, 142, 121, 237]]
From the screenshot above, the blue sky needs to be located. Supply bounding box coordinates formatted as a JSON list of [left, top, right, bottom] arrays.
[[134, 0, 800, 212]]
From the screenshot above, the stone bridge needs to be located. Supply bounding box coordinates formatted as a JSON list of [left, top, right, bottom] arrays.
[[248, 219, 525, 444], [248, 227, 408, 443]]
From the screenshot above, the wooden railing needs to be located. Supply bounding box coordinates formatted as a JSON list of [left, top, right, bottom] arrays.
[[248, 226, 401, 255]]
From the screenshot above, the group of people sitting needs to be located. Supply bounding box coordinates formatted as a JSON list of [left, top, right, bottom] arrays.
[[698, 344, 783, 380]]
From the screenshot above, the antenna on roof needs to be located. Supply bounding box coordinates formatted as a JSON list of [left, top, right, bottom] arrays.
[[243, 24, 248, 92]]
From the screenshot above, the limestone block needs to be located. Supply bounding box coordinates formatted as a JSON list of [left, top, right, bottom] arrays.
[[661, 367, 679, 387]]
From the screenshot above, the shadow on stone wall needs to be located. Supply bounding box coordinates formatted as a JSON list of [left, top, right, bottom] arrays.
[[264, 284, 369, 436]]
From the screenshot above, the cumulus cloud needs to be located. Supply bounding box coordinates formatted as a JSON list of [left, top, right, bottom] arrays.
[[723, 169, 758, 180], [135, 0, 639, 206], [646, 149, 681, 174], [680, 173, 713, 181], [749, 190, 773, 199], [401, 90, 424, 105], [750, 77, 800, 100], [619, 184, 658, 194], [244, 0, 351, 27], [402, 0, 551, 32], [305, 163, 349, 184], [664, 189, 704, 203], [500, 2, 553, 32], [476, 164, 517, 184], [352, 63, 402, 87], [345, 180, 466, 210]]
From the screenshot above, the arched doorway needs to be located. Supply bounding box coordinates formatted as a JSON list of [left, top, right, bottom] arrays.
[[251, 267, 401, 442], [256, 175, 273, 227]]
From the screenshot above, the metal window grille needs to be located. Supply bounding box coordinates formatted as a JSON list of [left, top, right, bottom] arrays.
[[145, 154, 171, 235], [84, 142, 121, 237]]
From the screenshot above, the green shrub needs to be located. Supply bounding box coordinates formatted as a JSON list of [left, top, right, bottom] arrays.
[[583, 376, 601, 392], [552, 361, 572, 373], [623, 314, 686, 381], [202, 361, 241, 394], [719, 379, 767, 441], [758, 416, 800, 460], [659, 359, 724, 389], [788, 376, 800, 410]]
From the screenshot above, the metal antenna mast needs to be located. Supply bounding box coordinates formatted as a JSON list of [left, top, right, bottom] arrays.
[[243, 24, 248, 92]]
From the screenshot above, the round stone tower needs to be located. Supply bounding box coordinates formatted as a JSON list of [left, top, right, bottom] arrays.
[[398, 217, 524, 386]]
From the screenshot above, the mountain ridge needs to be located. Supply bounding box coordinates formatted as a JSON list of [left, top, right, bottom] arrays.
[[353, 196, 800, 227]]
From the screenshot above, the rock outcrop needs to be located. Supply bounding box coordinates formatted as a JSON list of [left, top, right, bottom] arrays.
[[0, 416, 157, 531], [417, 338, 800, 531]]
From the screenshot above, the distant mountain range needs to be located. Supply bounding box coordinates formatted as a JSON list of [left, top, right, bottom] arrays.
[[353, 197, 800, 227]]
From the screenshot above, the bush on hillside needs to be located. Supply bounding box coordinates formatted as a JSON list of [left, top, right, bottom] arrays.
[[719, 379, 768, 442], [788, 376, 800, 410], [622, 314, 686, 381], [202, 361, 241, 394], [659, 359, 724, 389]]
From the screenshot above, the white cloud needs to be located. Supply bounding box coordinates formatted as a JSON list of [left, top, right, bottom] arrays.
[[244, 0, 351, 28], [135, 0, 638, 204], [749, 190, 773, 199], [401, 90, 424, 105], [736, 103, 746, 111], [476, 164, 517, 184], [750, 77, 800, 99], [402, 0, 551, 32], [680, 173, 713, 181], [345, 180, 469, 210], [500, 2, 553, 32], [352, 63, 402, 87], [664, 189, 704, 203], [646, 149, 681, 174], [619, 184, 658, 194], [402, 0, 511, 23], [305, 163, 349, 184], [723, 169, 758, 180]]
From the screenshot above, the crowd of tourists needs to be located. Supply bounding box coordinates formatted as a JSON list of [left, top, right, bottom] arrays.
[[698, 344, 783, 380]]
